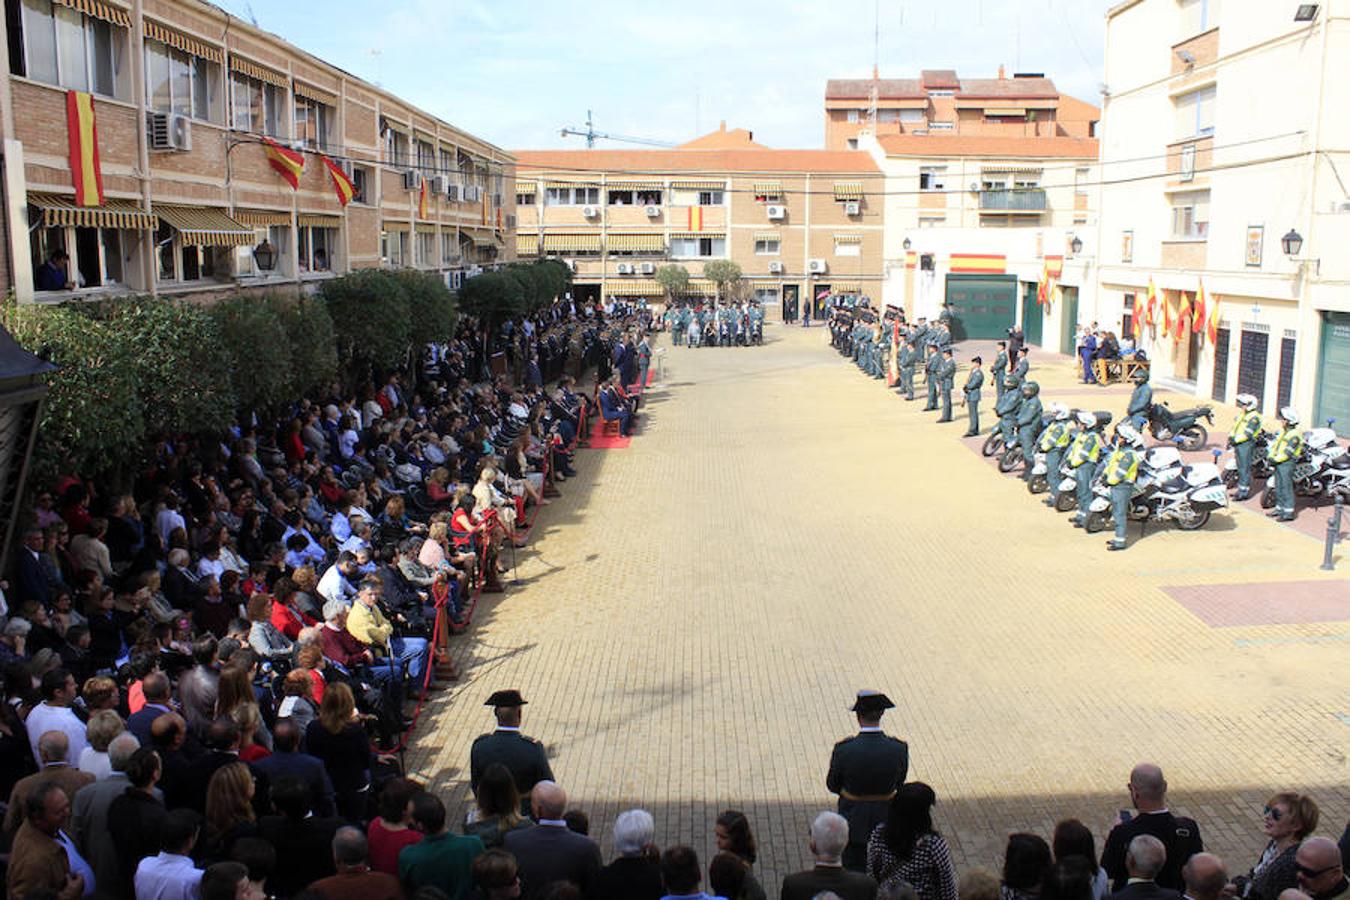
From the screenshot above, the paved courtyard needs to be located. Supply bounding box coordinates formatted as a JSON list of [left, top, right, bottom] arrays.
[[410, 323, 1349, 890]]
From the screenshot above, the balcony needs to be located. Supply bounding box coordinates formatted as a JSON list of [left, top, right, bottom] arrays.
[[979, 188, 1047, 213]]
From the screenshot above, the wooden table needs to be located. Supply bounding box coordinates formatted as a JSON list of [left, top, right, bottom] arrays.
[[1093, 357, 1149, 385]]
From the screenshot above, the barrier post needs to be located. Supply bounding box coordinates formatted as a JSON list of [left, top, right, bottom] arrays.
[[1321, 493, 1344, 571]]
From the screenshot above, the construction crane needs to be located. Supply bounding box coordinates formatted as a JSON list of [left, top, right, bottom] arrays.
[[560, 110, 677, 148]]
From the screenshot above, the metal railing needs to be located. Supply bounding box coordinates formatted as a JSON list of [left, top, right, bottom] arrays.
[[979, 188, 1047, 212]]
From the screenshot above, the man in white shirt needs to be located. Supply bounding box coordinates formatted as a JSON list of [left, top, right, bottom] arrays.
[[316, 554, 359, 608], [155, 497, 187, 549], [329, 498, 353, 543], [134, 809, 203, 900], [26, 669, 87, 765]]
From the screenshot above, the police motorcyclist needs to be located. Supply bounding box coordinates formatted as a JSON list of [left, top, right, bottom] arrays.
[[994, 375, 1022, 447], [1266, 406, 1304, 522], [1126, 367, 1152, 428], [1014, 380, 1044, 481], [1067, 411, 1107, 527], [1103, 423, 1145, 551], [1228, 393, 1263, 501], [1038, 403, 1074, 506]]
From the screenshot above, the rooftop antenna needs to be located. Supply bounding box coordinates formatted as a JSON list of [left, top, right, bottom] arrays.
[[242, 0, 257, 26], [868, 0, 880, 128]]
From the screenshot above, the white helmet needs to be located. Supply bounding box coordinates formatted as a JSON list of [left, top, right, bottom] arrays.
[[1235, 393, 1258, 411], [1278, 406, 1300, 426], [1076, 411, 1097, 428], [1051, 402, 1071, 421], [1116, 423, 1144, 446]]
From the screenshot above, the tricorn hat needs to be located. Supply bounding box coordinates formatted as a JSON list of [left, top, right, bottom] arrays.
[[850, 690, 895, 714], [485, 689, 527, 708]]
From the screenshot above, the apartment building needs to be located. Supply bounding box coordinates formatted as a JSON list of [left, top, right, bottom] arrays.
[[0, 0, 514, 304], [1091, 0, 1350, 432], [825, 68, 1099, 152], [514, 126, 884, 319]]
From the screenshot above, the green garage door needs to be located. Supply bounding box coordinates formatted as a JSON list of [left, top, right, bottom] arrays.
[[1314, 311, 1350, 437], [944, 275, 1016, 340]]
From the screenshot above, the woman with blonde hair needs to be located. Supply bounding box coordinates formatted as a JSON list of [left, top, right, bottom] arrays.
[[474, 466, 526, 547], [1238, 793, 1320, 900], [202, 761, 257, 863], [232, 702, 270, 763], [245, 593, 293, 663], [78, 709, 125, 780], [305, 682, 372, 820]]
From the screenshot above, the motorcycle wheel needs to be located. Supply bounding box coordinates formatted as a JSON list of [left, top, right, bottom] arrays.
[[981, 433, 1003, 457], [1055, 491, 1078, 513], [1084, 511, 1109, 534], [998, 448, 1022, 473], [1176, 507, 1211, 531], [1179, 425, 1207, 452], [1261, 487, 1276, 509], [1028, 475, 1048, 494]]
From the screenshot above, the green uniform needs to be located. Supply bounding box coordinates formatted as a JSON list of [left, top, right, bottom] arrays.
[[1104, 445, 1142, 545], [470, 728, 554, 811], [962, 368, 984, 435], [1067, 430, 1105, 520], [1268, 426, 1304, 518], [937, 357, 957, 421], [1229, 409, 1263, 496], [923, 351, 941, 410], [1016, 391, 1044, 478], [991, 350, 1008, 401], [827, 730, 909, 872], [1127, 381, 1153, 424], [995, 389, 1022, 445], [899, 345, 917, 399], [1038, 420, 1074, 504]]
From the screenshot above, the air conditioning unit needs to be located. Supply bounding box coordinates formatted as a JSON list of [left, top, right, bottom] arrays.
[[766, 204, 787, 220], [644, 205, 660, 217], [431, 175, 449, 195], [616, 263, 634, 275], [582, 205, 600, 218], [146, 111, 192, 151], [768, 261, 785, 274], [844, 201, 861, 216], [506, 214, 517, 229], [808, 259, 828, 274], [565, 260, 577, 272], [403, 169, 423, 191], [638, 262, 655, 274], [446, 183, 460, 202], [463, 185, 479, 202]]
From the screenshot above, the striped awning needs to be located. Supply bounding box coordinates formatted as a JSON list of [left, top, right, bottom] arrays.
[[297, 213, 341, 228], [606, 181, 662, 190], [669, 232, 725, 240], [671, 180, 725, 190], [143, 19, 222, 63], [415, 222, 438, 234], [687, 280, 717, 295], [464, 231, 495, 247], [156, 205, 254, 246], [544, 180, 594, 189], [833, 234, 863, 245], [751, 232, 780, 243], [230, 55, 288, 89], [982, 165, 1043, 174], [516, 234, 539, 255], [541, 233, 602, 252], [233, 209, 291, 226], [294, 81, 338, 106], [606, 280, 662, 297], [984, 108, 1027, 117], [831, 282, 862, 293], [28, 193, 154, 230], [382, 221, 411, 232], [606, 233, 665, 252], [833, 182, 864, 200], [54, 0, 129, 27], [752, 182, 783, 195]]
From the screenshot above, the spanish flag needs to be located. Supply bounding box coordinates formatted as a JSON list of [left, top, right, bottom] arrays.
[[687, 207, 704, 232], [1036, 257, 1051, 306], [66, 91, 103, 207], [1206, 292, 1221, 345], [321, 156, 355, 206], [263, 137, 305, 190], [1161, 293, 1172, 336], [1132, 293, 1145, 340], [1146, 277, 1159, 327], [418, 178, 428, 219], [1175, 292, 1191, 341], [1192, 279, 1207, 334]]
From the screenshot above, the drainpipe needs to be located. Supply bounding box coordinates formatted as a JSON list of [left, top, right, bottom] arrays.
[[131, 0, 155, 296]]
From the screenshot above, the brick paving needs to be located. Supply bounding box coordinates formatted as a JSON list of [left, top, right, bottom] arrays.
[[409, 324, 1349, 892]]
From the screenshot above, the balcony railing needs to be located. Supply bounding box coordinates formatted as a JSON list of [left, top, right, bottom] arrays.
[[979, 188, 1047, 212]]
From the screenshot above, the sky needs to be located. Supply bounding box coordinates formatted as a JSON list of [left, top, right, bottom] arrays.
[[214, 0, 1114, 152]]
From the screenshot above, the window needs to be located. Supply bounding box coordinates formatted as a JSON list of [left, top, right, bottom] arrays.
[[416, 140, 435, 176], [145, 39, 220, 122], [417, 231, 436, 267], [918, 216, 945, 228], [155, 221, 226, 283], [382, 230, 409, 267], [385, 128, 409, 167], [835, 239, 861, 257], [30, 224, 131, 291], [754, 238, 780, 255], [13, 0, 125, 97], [927, 89, 954, 97], [753, 288, 779, 304], [670, 236, 726, 258], [636, 190, 663, 206], [516, 191, 536, 207], [350, 166, 370, 205], [1123, 293, 1136, 339], [441, 232, 458, 265], [295, 96, 333, 150], [846, 139, 858, 150], [230, 72, 285, 137], [698, 190, 724, 206], [1174, 86, 1216, 139], [1170, 190, 1210, 239], [439, 148, 455, 181], [877, 109, 900, 123], [846, 109, 860, 123], [928, 121, 954, 131], [1178, 0, 1216, 36], [544, 187, 598, 206], [899, 109, 924, 123], [919, 166, 947, 191], [298, 227, 335, 273], [233, 226, 289, 278], [607, 190, 634, 206]]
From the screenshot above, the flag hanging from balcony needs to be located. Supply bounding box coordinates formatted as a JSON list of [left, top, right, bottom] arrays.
[[687, 207, 704, 232], [887, 321, 900, 387], [1206, 291, 1221, 344], [321, 156, 355, 206], [1132, 293, 1145, 341], [262, 137, 305, 190], [1146, 278, 1158, 328], [1175, 292, 1192, 341], [1036, 258, 1051, 306], [1192, 279, 1207, 334], [418, 179, 428, 219], [66, 91, 104, 207], [1161, 293, 1172, 336]]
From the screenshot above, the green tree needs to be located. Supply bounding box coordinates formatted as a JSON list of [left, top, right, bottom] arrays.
[[275, 293, 338, 399], [321, 269, 412, 376], [394, 269, 456, 345], [211, 295, 294, 416], [703, 259, 742, 302], [655, 264, 690, 302], [457, 270, 525, 330]]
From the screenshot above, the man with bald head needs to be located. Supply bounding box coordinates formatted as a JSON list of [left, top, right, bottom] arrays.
[[1102, 764, 1204, 893], [1295, 837, 1346, 900], [1182, 853, 1227, 900], [502, 781, 601, 899], [4, 731, 95, 835]]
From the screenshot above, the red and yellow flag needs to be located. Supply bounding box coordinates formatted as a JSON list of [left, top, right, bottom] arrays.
[[418, 178, 428, 219], [66, 91, 104, 207], [1132, 293, 1145, 340], [687, 207, 704, 232], [1036, 257, 1051, 306], [262, 137, 305, 190], [1146, 277, 1158, 327], [1175, 292, 1192, 340], [1206, 292, 1221, 345], [1192, 279, 1207, 334], [321, 156, 355, 206]]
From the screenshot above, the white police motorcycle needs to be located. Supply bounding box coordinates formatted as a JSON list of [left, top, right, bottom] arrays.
[[1082, 446, 1227, 533], [1259, 422, 1350, 508]]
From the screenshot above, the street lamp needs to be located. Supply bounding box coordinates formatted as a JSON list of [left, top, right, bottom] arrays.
[[253, 238, 277, 271], [1070, 235, 1084, 256], [1281, 229, 1303, 258], [902, 237, 912, 251]]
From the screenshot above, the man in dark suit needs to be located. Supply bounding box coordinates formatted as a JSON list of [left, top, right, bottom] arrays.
[[1112, 835, 1183, 900], [127, 672, 176, 746], [780, 811, 878, 900], [252, 720, 336, 817], [1101, 764, 1204, 892], [14, 528, 52, 608], [502, 781, 600, 899], [256, 775, 344, 897], [168, 717, 269, 816], [827, 690, 910, 872], [470, 690, 553, 813]]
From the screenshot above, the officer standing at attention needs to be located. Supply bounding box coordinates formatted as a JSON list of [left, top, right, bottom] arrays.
[[995, 375, 1023, 446], [1228, 393, 1263, 501], [470, 689, 554, 813], [1015, 380, 1044, 480], [1038, 403, 1074, 505], [899, 339, 917, 400], [962, 356, 984, 436], [1067, 411, 1106, 527], [922, 344, 942, 411], [936, 347, 957, 422], [826, 690, 909, 873], [1126, 367, 1153, 428], [1266, 407, 1304, 522], [1103, 424, 1145, 551], [991, 342, 1009, 403], [1011, 347, 1030, 382]]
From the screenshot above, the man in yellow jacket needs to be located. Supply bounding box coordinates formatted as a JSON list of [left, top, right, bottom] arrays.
[[347, 577, 431, 689]]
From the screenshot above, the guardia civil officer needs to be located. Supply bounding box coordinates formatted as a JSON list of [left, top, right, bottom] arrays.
[[1227, 393, 1263, 501], [922, 345, 941, 411], [995, 375, 1023, 448], [936, 348, 957, 422], [1037, 403, 1074, 505], [826, 690, 909, 873], [991, 342, 1009, 403], [1011, 348, 1030, 382], [899, 339, 918, 400], [1126, 367, 1153, 428], [962, 356, 984, 437], [1067, 411, 1107, 527], [1266, 407, 1304, 522], [1103, 424, 1145, 551], [1015, 380, 1044, 481], [470, 689, 554, 813]]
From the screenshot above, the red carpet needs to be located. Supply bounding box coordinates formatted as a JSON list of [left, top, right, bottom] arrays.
[[587, 431, 632, 449], [626, 371, 654, 391]]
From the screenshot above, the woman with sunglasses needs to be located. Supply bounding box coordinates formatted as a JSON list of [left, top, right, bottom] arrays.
[[1237, 793, 1320, 900]]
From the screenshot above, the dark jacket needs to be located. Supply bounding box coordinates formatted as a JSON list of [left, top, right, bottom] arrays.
[[1101, 811, 1203, 892], [781, 864, 880, 900], [252, 749, 337, 817], [502, 822, 602, 899], [257, 814, 344, 896], [592, 855, 663, 900], [1110, 881, 1183, 900]]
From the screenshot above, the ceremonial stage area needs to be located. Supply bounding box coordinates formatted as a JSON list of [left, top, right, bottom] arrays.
[[407, 324, 1349, 888]]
